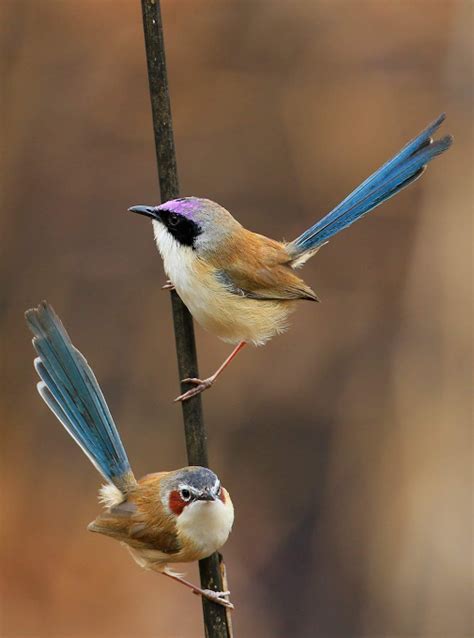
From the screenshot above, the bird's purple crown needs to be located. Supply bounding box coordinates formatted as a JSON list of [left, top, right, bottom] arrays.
[[158, 197, 202, 220]]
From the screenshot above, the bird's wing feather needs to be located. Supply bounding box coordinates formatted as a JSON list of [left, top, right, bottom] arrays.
[[209, 231, 319, 302], [89, 513, 181, 554], [89, 488, 182, 555]]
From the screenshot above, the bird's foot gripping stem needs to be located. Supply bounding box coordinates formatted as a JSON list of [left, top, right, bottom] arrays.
[[173, 341, 247, 403], [162, 280, 175, 291], [193, 587, 234, 609], [162, 567, 234, 609], [174, 377, 214, 402]]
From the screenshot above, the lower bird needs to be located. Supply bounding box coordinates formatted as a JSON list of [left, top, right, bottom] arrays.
[[129, 114, 452, 401], [25, 302, 234, 608]]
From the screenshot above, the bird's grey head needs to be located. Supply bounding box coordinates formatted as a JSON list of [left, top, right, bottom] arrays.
[[162, 466, 223, 516], [129, 197, 241, 253]]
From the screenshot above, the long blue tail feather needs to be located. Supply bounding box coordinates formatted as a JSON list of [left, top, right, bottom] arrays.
[[288, 114, 453, 256], [26, 302, 135, 490]]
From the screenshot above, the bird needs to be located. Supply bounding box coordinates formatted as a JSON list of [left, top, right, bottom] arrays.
[[129, 114, 453, 402], [25, 302, 235, 608]]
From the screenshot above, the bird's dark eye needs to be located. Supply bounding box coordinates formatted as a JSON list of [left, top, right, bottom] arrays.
[[168, 213, 180, 227], [180, 488, 191, 501]]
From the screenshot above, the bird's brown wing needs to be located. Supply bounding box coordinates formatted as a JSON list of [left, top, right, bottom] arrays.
[[88, 501, 142, 545], [209, 230, 319, 302], [88, 480, 182, 555]]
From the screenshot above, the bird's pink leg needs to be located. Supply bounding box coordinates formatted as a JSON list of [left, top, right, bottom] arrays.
[[174, 341, 247, 402], [162, 567, 234, 609]]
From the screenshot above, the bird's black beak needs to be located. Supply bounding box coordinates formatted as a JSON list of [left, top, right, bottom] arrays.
[[197, 492, 216, 502], [128, 205, 159, 220]]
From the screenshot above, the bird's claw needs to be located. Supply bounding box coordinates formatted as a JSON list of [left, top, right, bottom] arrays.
[[174, 377, 214, 402], [194, 588, 233, 609], [162, 280, 175, 291]]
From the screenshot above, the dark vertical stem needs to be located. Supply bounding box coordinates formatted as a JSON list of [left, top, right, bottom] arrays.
[[139, 2, 233, 636]]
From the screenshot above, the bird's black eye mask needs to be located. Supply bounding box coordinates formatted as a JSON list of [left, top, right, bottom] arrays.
[[159, 209, 202, 248]]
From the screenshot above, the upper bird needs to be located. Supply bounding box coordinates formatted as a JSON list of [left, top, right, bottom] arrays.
[[130, 114, 452, 401], [25, 302, 234, 608]]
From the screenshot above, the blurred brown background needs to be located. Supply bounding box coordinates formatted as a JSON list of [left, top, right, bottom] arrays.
[[1, 1, 472, 637]]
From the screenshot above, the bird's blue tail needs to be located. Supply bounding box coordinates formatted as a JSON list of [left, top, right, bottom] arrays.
[[26, 302, 135, 492], [287, 114, 453, 259]]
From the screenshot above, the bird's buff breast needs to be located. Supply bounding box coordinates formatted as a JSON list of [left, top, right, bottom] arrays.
[[175, 491, 234, 562], [123, 488, 234, 569], [154, 224, 294, 345]]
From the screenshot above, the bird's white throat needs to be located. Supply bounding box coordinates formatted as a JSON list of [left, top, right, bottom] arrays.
[[153, 221, 197, 291], [152, 220, 218, 334], [177, 498, 234, 558]]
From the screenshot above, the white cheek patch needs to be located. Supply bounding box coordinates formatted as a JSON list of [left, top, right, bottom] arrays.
[[152, 221, 178, 262], [152, 220, 197, 292]]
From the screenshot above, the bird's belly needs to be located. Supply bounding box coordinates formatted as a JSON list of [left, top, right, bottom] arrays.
[[178, 278, 294, 345], [155, 223, 295, 344], [126, 544, 171, 569], [173, 265, 292, 345]]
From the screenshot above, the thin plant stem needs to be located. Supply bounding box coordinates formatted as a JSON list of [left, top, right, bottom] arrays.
[[139, 2, 234, 636]]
